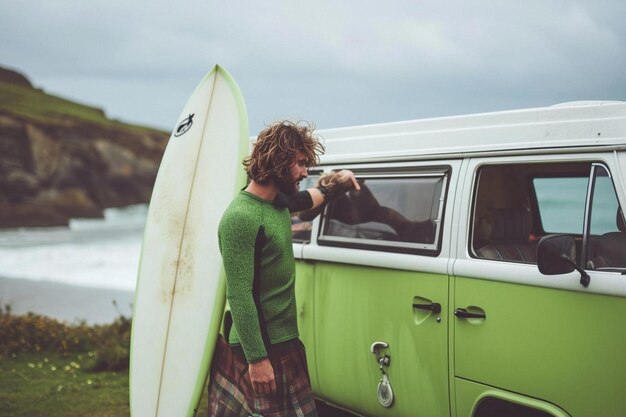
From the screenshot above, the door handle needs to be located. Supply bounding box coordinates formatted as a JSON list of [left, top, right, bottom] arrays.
[[412, 302, 441, 314], [370, 341, 390, 366], [454, 308, 486, 319]]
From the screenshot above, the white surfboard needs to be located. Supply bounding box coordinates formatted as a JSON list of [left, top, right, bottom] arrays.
[[130, 65, 249, 417]]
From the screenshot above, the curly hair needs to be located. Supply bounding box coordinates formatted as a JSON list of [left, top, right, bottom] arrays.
[[243, 121, 325, 184]]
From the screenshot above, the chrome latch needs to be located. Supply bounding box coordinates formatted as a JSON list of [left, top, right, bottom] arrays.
[[370, 341, 394, 408]]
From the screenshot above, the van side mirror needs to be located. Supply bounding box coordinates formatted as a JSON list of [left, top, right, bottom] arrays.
[[537, 234, 590, 287]]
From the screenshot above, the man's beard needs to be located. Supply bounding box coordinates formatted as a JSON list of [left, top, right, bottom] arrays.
[[274, 174, 300, 195]]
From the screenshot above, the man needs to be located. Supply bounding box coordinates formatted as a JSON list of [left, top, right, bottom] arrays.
[[208, 121, 359, 417]]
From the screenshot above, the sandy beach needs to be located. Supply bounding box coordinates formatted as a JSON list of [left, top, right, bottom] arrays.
[[0, 276, 133, 324]]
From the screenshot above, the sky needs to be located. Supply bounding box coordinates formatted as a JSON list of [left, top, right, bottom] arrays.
[[1, 0, 625, 134]]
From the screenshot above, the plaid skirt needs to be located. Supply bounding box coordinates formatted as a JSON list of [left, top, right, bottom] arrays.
[[207, 336, 318, 417]]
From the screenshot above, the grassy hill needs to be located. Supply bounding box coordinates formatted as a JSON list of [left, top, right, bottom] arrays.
[[0, 68, 162, 134]]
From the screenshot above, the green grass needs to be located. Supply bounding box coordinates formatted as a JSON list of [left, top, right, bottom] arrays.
[[0, 308, 131, 416], [0, 308, 210, 417], [0, 352, 213, 417], [0, 81, 165, 134], [0, 352, 130, 417]]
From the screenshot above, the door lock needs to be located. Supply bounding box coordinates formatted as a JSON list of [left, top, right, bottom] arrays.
[[371, 341, 390, 366], [370, 341, 394, 408]]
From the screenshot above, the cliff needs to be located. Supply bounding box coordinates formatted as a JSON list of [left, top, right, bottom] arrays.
[[0, 66, 169, 228]]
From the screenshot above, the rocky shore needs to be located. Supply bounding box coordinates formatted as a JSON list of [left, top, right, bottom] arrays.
[[0, 67, 169, 228]]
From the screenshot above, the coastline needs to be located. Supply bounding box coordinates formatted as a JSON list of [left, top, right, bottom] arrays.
[[0, 276, 133, 324]]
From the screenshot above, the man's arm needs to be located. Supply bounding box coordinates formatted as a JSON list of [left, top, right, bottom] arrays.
[[218, 210, 276, 394], [285, 170, 361, 214], [309, 170, 360, 210]]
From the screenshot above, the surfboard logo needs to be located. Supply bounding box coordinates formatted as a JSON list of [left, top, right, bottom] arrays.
[[174, 113, 194, 137]]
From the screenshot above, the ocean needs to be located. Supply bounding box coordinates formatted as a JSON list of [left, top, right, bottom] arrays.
[[0, 204, 147, 292]]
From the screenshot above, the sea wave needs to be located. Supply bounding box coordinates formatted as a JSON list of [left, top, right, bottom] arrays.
[[0, 205, 146, 291]]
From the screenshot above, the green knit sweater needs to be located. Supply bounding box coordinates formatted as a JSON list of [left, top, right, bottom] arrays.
[[218, 191, 301, 363]]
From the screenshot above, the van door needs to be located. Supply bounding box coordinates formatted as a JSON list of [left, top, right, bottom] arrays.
[[302, 162, 460, 417], [452, 155, 626, 417]]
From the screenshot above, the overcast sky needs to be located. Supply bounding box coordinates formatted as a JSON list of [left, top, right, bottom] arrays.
[[1, 0, 625, 134]]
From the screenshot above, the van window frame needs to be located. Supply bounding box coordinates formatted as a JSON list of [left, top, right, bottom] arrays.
[[468, 161, 592, 263], [469, 160, 623, 270], [317, 166, 451, 256], [582, 162, 626, 272]]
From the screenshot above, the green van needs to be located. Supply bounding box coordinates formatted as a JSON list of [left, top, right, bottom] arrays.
[[290, 101, 626, 417]]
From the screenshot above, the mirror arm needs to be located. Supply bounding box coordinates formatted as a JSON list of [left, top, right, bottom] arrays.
[[561, 254, 591, 287]]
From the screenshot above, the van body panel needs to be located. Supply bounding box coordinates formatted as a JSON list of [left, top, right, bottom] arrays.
[[294, 261, 318, 388], [455, 378, 571, 417], [312, 262, 449, 417], [453, 258, 626, 297], [453, 275, 626, 417], [303, 245, 449, 275], [315, 102, 626, 164]]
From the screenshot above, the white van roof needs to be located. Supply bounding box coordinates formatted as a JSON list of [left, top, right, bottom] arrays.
[[314, 101, 626, 164]]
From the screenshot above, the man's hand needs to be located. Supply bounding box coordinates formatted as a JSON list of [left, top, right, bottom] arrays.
[[299, 170, 361, 219], [332, 170, 361, 192], [248, 358, 276, 395]]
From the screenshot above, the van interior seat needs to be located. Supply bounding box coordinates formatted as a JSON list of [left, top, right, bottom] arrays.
[[475, 208, 538, 264], [590, 208, 626, 268]]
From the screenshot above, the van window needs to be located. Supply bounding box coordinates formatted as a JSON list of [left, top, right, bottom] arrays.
[[533, 177, 588, 234], [319, 170, 448, 254], [291, 174, 320, 242], [589, 166, 620, 235], [471, 162, 590, 264], [586, 165, 626, 270], [472, 162, 626, 270]]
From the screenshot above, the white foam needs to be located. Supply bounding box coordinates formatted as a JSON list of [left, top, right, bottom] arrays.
[[0, 205, 147, 291]]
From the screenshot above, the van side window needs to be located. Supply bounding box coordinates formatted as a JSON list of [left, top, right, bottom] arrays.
[[472, 162, 626, 270], [472, 163, 591, 264], [533, 177, 588, 234], [586, 165, 626, 269], [319, 170, 448, 254], [291, 174, 320, 242]]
